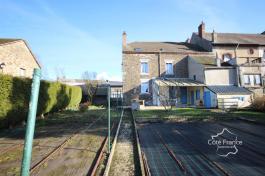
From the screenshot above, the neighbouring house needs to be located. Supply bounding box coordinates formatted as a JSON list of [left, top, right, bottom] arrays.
[[188, 55, 253, 108], [0, 38, 41, 78], [190, 22, 265, 97], [122, 31, 214, 107]]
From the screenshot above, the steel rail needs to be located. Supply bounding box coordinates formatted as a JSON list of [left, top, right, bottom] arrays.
[[218, 122, 265, 139], [30, 115, 102, 174], [88, 122, 115, 176], [173, 128, 231, 176], [152, 128, 187, 174]]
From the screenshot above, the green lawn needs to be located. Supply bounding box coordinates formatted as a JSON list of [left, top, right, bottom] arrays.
[[36, 107, 121, 127], [133, 108, 265, 122]]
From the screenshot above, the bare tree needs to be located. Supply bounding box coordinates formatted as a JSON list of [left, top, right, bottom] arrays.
[[82, 71, 99, 104]]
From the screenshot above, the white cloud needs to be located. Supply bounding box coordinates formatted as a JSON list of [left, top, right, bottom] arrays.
[[96, 72, 122, 81]]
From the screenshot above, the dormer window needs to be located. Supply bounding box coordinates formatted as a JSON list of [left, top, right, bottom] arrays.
[[134, 48, 142, 52], [223, 53, 232, 62]]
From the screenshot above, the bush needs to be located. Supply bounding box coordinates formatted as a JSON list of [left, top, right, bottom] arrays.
[[79, 102, 89, 112], [252, 96, 265, 112], [0, 74, 82, 128], [67, 86, 82, 109]]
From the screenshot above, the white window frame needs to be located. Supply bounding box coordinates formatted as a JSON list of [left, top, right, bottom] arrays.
[[140, 79, 149, 94], [243, 75, 250, 85], [165, 60, 173, 75], [254, 74, 261, 85], [140, 59, 149, 75], [19, 68, 26, 77]]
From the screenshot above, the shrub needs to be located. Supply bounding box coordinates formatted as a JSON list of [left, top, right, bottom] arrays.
[[252, 96, 265, 112], [67, 86, 82, 109], [79, 102, 89, 112], [0, 74, 82, 128]]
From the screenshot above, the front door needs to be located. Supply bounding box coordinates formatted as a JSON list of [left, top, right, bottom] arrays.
[[180, 87, 187, 104], [203, 91, 211, 108]]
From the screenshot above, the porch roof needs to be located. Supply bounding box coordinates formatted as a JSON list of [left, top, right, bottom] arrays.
[[154, 78, 205, 87]]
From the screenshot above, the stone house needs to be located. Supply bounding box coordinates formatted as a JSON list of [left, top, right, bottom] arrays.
[[0, 39, 41, 78], [122, 32, 214, 106], [190, 22, 265, 96]]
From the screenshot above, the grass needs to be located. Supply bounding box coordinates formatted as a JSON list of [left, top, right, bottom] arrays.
[[133, 108, 265, 122]]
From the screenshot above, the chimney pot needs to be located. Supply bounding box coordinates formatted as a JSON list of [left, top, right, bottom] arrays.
[[198, 21, 205, 38], [122, 31, 127, 48], [212, 30, 217, 42]]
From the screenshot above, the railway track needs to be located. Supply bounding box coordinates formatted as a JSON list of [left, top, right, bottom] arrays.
[[151, 128, 187, 174], [218, 121, 265, 139], [172, 127, 231, 176], [30, 116, 102, 174]]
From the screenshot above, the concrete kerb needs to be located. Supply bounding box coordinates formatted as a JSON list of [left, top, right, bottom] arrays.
[[103, 108, 124, 176]]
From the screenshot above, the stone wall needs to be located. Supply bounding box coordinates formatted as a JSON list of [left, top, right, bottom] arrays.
[[122, 52, 189, 105], [0, 40, 40, 78]]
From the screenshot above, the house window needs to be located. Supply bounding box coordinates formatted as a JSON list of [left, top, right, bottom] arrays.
[[140, 81, 149, 93], [244, 75, 250, 85], [196, 89, 200, 100], [254, 75, 261, 85], [252, 58, 262, 64], [19, 68, 26, 77], [166, 62, 173, 75], [141, 62, 148, 74], [223, 53, 232, 62], [244, 74, 261, 86]]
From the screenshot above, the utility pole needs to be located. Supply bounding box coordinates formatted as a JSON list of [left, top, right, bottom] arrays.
[[21, 68, 41, 176]]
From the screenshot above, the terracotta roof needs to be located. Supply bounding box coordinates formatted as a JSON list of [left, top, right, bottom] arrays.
[[207, 86, 252, 95], [202, 32, 265, 45], [124, 42, 207, 53]]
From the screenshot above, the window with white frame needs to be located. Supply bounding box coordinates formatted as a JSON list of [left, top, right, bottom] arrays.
[[254, 75, 261, 85], [19, 68, 26, 77], [244, 75, 250, 85], [140, 62, 148, 74], [140, 81, 149, 93], [165, 62, 173, 75], [244, 74, 261, 86]]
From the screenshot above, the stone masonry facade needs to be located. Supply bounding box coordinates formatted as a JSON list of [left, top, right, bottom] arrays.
[[0, 40, 40, 78]]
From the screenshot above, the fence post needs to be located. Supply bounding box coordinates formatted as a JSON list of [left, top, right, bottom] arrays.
[[20, 68, 41, 176], [108, 83, 111, 153]]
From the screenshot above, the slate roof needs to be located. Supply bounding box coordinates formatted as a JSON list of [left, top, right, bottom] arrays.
[[124, 42, 207, 53], [207, 86, 252, 95], [189, 55, 234, 67], [0, 38, 20, 45], [189, 55, 217, 66], [202, 32, 265, 45]]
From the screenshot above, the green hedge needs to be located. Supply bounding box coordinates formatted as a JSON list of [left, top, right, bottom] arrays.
[[0, 74, 82, 128]]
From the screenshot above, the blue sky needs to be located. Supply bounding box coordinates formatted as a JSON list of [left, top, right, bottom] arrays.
[[0, 0, 264, 80]]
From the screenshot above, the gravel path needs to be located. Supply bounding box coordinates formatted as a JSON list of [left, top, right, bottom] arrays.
[[109, 121, 135, 176]]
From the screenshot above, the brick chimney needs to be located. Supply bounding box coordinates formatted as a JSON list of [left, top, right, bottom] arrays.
[[198, 21, 205, 38], [212, 30, 217, 42], [122, 31, 127, 48]]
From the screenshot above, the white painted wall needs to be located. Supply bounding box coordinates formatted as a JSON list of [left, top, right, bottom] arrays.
[[205, 68, 237, 85]]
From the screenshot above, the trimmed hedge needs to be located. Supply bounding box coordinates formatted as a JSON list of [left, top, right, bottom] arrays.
[[0, 74, 82, 128]]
